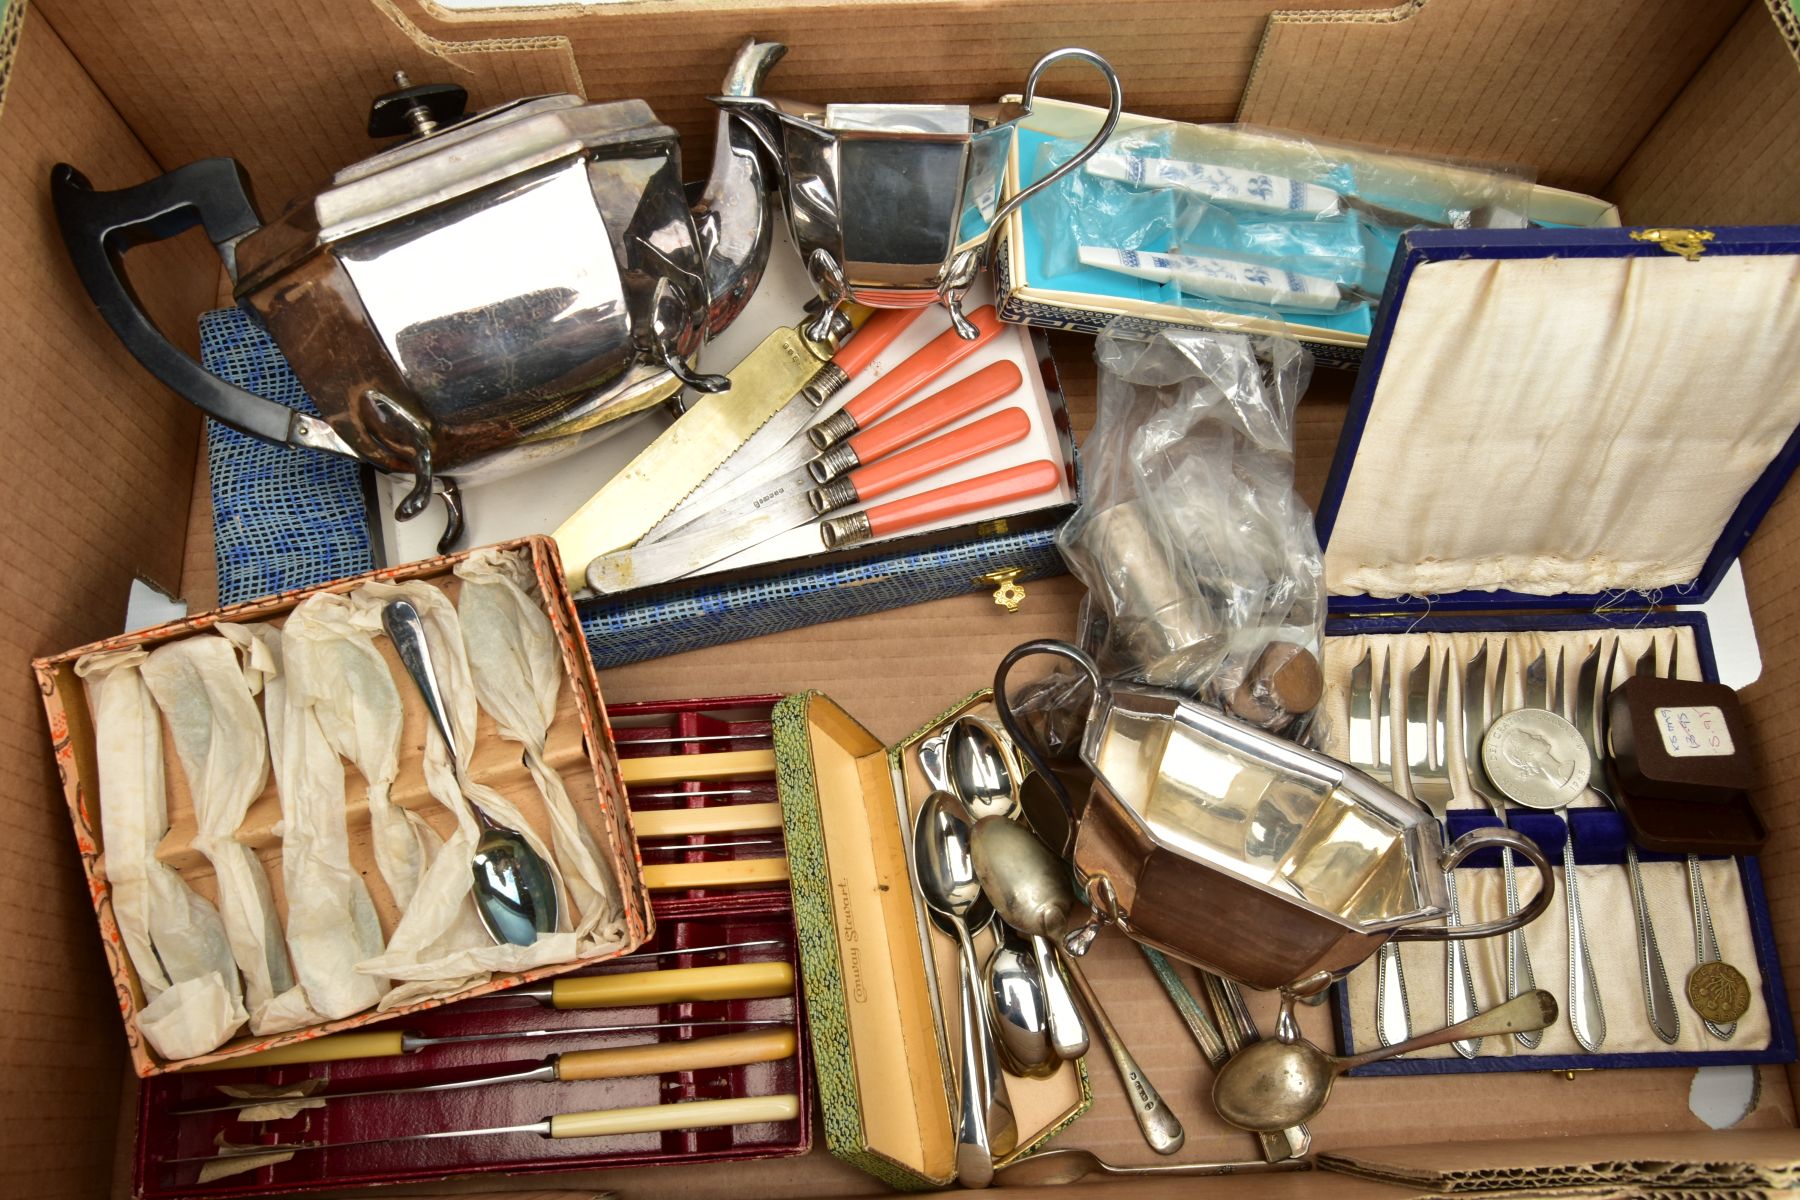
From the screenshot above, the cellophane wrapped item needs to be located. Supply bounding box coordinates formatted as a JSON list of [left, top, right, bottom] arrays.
[[1056, 326, 1326, 739]]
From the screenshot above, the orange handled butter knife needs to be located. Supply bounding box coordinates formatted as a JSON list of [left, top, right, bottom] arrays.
[[819, 458, 1065, 549], [808, 408, 1033, 514], [808, 305, 1006, 449], [809, 359, 1025, 484]]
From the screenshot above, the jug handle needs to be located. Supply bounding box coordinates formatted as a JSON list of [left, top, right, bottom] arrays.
[[993, 638, 1104, 856], [50, 161, 355, 459], [941, 47, 1124, 334], [1392, 826, 1556, 942]]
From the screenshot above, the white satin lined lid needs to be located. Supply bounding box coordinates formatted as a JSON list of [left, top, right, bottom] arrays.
[[1324, 244, 1800, 600]]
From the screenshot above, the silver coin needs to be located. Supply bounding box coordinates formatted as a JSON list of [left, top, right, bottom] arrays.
[[1482, 708, 1591, 810]]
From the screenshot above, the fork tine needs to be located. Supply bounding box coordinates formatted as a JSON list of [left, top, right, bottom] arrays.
[[1430, 645, 1449, 772], [1524, 650, 1548, 711], [1349, 649, 1375, 770]]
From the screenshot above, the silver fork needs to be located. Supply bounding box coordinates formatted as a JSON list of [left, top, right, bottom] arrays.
[[1349, 647, 1411, 1048], [1624, 641, 1736, 1040], [1527, 649, 1606, 1051], [1403, 645, 1481, 1057], [1463, 642, 1541, 1048], [1584, 638, 1679, 1044]]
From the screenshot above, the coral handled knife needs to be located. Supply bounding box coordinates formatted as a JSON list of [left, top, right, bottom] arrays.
[[174, 1028, 799, 1116], [807, 304, 1005, 449], [639, 305, 927, 543], [655, 358, 1027, 545], [818, 458, 1065, 548], [162, 1094, 803, 1164], [586, 408, 1034, 594]]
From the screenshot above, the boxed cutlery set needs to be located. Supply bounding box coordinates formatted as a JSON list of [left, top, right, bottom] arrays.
[[8, 1, 1800, 1198]]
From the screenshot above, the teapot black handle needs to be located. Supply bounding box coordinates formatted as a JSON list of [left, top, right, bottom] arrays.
[[49, 160, 350, 456]]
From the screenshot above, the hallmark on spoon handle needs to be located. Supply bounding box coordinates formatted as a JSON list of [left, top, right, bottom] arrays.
[[1063, 949, 1184, 1155]]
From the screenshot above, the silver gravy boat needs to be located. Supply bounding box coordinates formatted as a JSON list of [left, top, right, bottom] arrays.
[[714, 43, 1122, 340], [994, 640, 1556, 994], [51, 42, 782, 545]]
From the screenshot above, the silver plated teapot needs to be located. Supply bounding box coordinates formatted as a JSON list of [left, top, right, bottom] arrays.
[[51, 42, 782, 544], [714, 43, 1122, 340]]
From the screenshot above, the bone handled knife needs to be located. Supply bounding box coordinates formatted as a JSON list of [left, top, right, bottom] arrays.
[[587, 408, 1035, 594], [640, 305, 926, 542], [808, 304, 1005, 449], [819, 458, 1064, 549]]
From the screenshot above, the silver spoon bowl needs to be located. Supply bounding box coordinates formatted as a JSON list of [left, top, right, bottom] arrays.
[[949, 717, 1019, 820], [1213, 989, 1558, 1132], [984, 929, 1058, 1079], [383, 599, 559, 947]]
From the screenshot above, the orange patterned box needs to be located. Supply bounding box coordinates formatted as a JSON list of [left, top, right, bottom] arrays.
[[32, 535, 652, 1077]]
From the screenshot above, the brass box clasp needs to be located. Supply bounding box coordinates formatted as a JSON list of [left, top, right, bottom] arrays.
[[1630, 228, 1714, 261], [977, 568, 1027, 613]]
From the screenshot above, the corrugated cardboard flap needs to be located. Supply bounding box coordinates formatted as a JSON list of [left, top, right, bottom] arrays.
[[1320, 1128, 1800, 1192]]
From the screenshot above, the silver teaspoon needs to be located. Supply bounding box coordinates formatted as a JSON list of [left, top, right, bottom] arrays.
[[383, 599, 560, 947]]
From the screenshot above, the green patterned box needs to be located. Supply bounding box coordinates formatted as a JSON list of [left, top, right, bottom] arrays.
[[773, 691, 1090, 1190]]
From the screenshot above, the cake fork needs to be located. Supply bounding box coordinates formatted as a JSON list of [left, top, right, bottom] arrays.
[[1349, 647, 1411, 1049]]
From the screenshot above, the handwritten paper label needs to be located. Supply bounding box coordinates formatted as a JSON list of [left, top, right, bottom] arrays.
[[1655, 705, 1734, 758]]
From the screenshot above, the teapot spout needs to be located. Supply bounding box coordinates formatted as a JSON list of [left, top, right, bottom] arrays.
[[694, 39, 788, 337]]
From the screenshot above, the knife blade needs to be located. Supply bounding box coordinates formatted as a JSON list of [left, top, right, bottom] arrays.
[[587, 408, 1034, 593], [639, 306, 925, 543], [551, 318, 847, 589], [175, 1028, 799, 1115], [661, 358, 1027, 545], [807, 304, 1005, 448]]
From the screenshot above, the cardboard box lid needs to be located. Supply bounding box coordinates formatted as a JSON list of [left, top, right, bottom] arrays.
[[1316, 223, 1800, 613]]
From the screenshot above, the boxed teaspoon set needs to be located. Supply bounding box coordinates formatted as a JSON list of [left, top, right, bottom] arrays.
[[1314, 226, 1800, 1075]]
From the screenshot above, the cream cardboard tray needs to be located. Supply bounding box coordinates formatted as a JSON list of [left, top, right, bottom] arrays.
[[32, 536, 652, 1076], [770, 689, 1089, 1189]]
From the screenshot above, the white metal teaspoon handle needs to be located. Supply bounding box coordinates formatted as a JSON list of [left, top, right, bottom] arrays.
[[1031, 933, 1089, 1059], [1563, 833, 1607, 1051], [1689, 854, 1737, 1039], [1060, 948, 1184, 1155], [1445, 872, 1483, 1057], [950, 925, 994, 1188], [1374, 942, 1413, 1048], [1502, 846, 1542, 1048], [1626, 843, 1681, 1044], [383, 600, 460, 762]]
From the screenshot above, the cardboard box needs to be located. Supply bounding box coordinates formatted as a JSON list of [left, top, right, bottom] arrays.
[[3, 0, 1799, 1196], [31, 536, 653, 1077]]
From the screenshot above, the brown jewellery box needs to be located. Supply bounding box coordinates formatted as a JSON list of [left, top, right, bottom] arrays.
[[31, 535, 653, 1076], [1609, 676, 1767, 856]]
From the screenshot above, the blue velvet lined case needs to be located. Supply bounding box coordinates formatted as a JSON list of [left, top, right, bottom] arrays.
[[1317, 225, 1800, 1075]]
